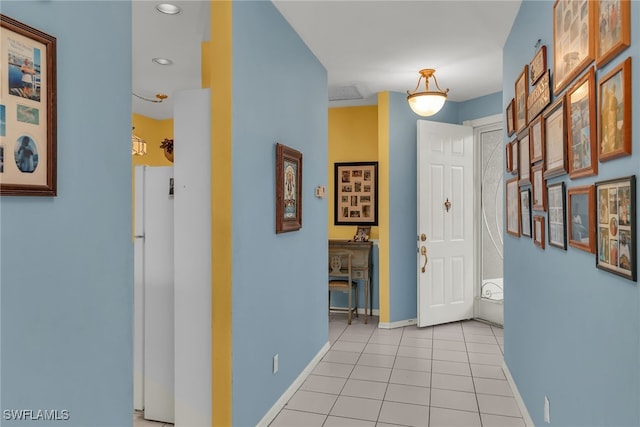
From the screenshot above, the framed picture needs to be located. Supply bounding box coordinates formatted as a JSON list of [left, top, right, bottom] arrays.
[[353, 226, 371, 242], [520, 188, 532, 238], [506, 177, 521, 237], [595, 175, 636, 281], [568, 185, 595, 253], [0, 14, 57, 196], [530, 45, 547, 86], [595, 0, 630, 69], [511, 139, 519, 176], [543, 97, 568, 179], [567, 67, 597, 178], [275, 143, 303, 234], [533, 216, 546, 249], [518, 130, 530, 186], [334, 161, 378, 225], [505, 141, 513, 173], [552, 0, 594, 95], [529, 115, 544, 164], [598, 56, 631, 162], [531, 163, 546, 211], [514, 65, 529, 133], [548, 182, 567, 249], [506, 99, 516, 136]]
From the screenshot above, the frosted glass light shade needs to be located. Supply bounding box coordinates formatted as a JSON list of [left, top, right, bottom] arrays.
[[407, 92, 447, 117]]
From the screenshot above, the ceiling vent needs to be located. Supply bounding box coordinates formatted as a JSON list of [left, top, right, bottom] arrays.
[[329, 85, 364, 102]]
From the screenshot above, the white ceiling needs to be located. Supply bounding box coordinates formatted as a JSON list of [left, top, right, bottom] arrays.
[[132, 0, 522, 120]]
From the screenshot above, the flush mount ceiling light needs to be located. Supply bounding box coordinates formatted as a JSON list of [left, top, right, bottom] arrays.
[[406, 68, 449, 117], [152, 57, 173, 66], [156, 3, 182, 15], [132, 93, 168, 103]]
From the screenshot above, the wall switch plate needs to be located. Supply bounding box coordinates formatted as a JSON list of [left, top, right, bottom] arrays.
[[273, 354, 279, 374], [544, 396, 550, 423]]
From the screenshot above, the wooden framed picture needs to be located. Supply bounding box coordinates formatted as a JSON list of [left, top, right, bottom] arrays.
[[518, 129, 531, 186], [595, 0, 630, 69], [531, 163, 547, 211], [514, 65, 529, 133], [568, 185, 595, 253], [520, 188, 532, 238], [334, 161, 378, 226], [533, 216, 546, 249], [275, 143, 303, 234], [595, 175, 636, 281], [505, 141, 513, 173], [506, 177, 521, 237], [548, 182, 567, 249], [511, 139, 519, 176], [506, 99, 516, 136], [0, 14, 57, 196], [598, 56, 631, 162], [543, 96, 568, 179], [530, 45, 547, 86], [552, 0, 594, 95], [529, 115, 544, 164], [567, 67, 598, 178]]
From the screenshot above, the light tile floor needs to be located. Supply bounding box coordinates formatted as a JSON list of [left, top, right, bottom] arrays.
[[270, 314, 524, 427]]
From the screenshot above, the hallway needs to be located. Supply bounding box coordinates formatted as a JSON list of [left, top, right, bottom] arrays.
[[270, 315, 523, 427]]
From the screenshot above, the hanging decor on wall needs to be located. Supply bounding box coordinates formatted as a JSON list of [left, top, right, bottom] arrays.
[[275, 142, 303, 233], [595, 175, 636, 281], [334, 161, 378, 226], [547, 182, 567, 250], [567, 67, 597, 178], [552, 0, 594, 95], [568, 185, 595, 253], [0, 14, 57, 196], [160, 138, 174, 163], [598, 57, 632, 162], [595, 0, 630, 69]]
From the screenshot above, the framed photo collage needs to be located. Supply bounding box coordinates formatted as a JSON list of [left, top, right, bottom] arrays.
[[504, 0, 635, 281]]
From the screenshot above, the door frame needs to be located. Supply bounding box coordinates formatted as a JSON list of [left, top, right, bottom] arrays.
[[463, 114, 504, 325]]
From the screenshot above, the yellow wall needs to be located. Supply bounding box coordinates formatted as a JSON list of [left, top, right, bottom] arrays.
[[376, 93, 390, 323], [132, 113, 174, 166], [328, 105, 379, 240]]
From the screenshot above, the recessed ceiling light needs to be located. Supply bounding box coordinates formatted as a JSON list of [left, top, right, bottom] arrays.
[[152, 57, 173, 66], [156, 3, 182, 15]]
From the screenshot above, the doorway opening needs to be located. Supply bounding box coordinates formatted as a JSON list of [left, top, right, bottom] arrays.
[[474, 121, 504, 326]]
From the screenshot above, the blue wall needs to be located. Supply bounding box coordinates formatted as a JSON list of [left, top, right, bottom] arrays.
[[231, 2, 328, 426], [385, 91, 502, 323], [1, 2, 133, 426], [503, 1, 640, 425]]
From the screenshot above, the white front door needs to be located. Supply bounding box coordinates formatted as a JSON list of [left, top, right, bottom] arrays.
[[417, 120, 475, 327]]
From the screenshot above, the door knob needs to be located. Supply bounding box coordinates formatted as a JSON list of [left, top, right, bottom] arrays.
[[420, 233, 427, 241], [444, 198, 452, 212]]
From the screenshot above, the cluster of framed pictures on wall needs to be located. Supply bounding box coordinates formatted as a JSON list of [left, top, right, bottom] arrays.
[[504, 0, 635, 281]]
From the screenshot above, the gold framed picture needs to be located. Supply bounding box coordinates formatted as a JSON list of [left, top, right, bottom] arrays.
[[567, 67, 598, 178], [514, 66, 529, 133], [595, 0, 630, 69], [275, 143, 303, 234], [598, 57, 631, 162]]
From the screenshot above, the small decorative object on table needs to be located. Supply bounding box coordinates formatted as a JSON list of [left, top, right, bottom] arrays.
[[160, 138, 174, 163], [353, 226, 371, 242]]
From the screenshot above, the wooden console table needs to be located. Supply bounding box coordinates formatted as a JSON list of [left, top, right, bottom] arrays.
[[329, 240, 373, 323]]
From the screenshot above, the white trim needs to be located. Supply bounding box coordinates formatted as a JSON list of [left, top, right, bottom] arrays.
[[378, 318, 417, 329], [256, 341, 331, 427], [502, 361, 535, 427], [463, 113, 503, 128]]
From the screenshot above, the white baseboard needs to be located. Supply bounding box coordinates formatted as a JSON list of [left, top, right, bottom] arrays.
[[256, 341, 330, 427], [502, 360, 535, 427], [377, 318, 417, 329]]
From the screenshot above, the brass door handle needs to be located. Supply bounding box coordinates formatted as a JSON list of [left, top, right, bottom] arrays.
[[420, 246, 428, 273], [444, 198, 452, 212]]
